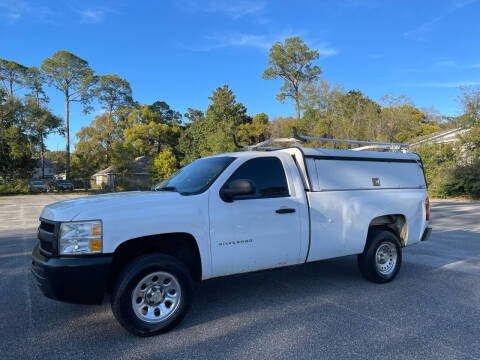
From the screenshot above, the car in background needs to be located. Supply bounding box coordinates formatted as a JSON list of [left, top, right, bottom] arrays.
[[54, 179, 74, 192], [28, 180, 47, 193]]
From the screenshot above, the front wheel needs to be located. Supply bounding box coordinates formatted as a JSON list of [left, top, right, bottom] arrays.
[[358, 229, 402, 283], [111, 254, 193, 336]]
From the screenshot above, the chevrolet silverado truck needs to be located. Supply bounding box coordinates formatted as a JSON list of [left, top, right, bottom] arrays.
[[31, 133, 432, 336]]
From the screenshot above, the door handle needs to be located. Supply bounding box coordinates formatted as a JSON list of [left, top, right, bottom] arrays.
[[275, 208, 296, 214]]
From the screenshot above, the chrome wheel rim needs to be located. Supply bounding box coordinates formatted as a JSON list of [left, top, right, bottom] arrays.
[[131, 271, 181, 323], [375, 242, 398, 276]]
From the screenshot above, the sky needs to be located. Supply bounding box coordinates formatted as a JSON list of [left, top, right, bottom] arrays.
[[1, 0, 480, 150]]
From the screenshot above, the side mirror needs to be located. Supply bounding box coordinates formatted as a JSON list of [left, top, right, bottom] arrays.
[[220, 179, 256, 202]]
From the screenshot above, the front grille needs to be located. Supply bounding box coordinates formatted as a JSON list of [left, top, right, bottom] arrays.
[[38, 219, 58, 256], [39, 221, 55, 233]]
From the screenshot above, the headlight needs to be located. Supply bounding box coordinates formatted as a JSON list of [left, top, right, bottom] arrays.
[[59, 221, 102, 255]]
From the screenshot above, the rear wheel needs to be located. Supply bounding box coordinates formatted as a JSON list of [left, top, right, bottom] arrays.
[[358, 229, 402, 283], [111, 253, 192, 336]]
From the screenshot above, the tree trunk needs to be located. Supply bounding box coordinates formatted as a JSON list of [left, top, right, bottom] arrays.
[[295, 97, 300, 121], [294, 84, 301, 121], [65, 97, 70, 179], [41, 134, 45, 179], [105, 111, 113, 164]]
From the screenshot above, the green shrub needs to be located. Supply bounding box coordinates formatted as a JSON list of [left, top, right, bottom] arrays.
[[416, 143, 456, 198], [416, 140, 480, 199], [0, 179, 29, 194], [150, 148, 177, 184], [116, 183, 131, 192], [441, 160, 480, 199]]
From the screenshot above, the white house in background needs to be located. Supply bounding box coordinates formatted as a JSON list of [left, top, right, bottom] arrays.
[[409, 128, 471, 148], [92, 156, 152, 188], [92, 166, 115, 186]]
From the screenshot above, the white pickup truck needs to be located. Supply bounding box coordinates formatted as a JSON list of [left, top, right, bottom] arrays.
[[32, 134, 431, 336]]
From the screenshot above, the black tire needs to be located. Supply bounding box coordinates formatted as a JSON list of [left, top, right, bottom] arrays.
[[358, 229, 402, 283], [111, 253, 193, 336]]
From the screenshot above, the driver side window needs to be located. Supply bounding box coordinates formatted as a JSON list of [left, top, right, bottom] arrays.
[[225, 157, 289, 199]]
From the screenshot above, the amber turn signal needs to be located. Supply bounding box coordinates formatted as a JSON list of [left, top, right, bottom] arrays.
[[89, 239, 102, 252]]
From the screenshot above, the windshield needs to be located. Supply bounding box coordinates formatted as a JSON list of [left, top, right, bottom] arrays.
[[32, 181, 44, 185], [154, 156, 235, 195], [57, 180, 67, 184]]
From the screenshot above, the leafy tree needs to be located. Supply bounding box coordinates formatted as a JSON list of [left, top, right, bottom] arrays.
[[0, 89, 7, 104], [380, 94, 419, 142], [124, 120, 181, 156], [263, 37, 322, 120], [25, 66, 49, 104], [458, 125, 480, 162], [177, 108, 207, 165], [41, 50, 96, 179], [414, 121, 443, 139], [115, 105, 148, 133], [70, 153, 98, 189], [0, 96, 62, 181], [150, 147, 177, 183], [75, 113, 119, 169], [110, 141, 135, 176], [76, 101, 182, 173], [300, 80, 342, 140], [119, 102, 182, 157], [44, 150, 66, 174], [328, 90, 381, 143], [178, 85, 250, 163], [0, 98, 35, 181], [297, 85, 442, 147], [237, 112, 269, 144], [204, 84, 250, 152], [0, 58, 28, 97], [94, 74, 133, 118], [116, 103, 180, 131], [1, 126, 35, 179], [421, 106, 445, 124], [301, 80, 345, 114], [149, 101, 182, 125], [458, 86, 480, 128], [268, 116, 297, 139], [299, 84, 382, 146], [380, 95, 442, 143], [416, 143, 457, 196], [24, 99, 63, 178], [184, 107, 204, 123]]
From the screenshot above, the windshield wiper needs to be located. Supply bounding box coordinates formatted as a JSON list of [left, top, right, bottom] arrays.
[[156, 186, 179, 192]]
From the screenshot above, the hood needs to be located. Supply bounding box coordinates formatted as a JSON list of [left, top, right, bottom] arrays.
[[40, 191, 182, 221]]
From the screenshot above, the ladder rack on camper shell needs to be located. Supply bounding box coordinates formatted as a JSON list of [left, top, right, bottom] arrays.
[[232, 127, 410, 152]]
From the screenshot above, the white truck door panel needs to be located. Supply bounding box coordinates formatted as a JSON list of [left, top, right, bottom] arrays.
[[209, 156, 305, 277]]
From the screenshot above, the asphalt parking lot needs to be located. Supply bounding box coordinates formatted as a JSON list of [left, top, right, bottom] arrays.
[[0, 194, 479, 360]]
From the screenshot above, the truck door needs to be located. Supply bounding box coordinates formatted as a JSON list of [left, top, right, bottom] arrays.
[[209, 156, 304, 277]]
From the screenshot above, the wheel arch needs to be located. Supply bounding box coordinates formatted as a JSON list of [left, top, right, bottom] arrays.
[[366, 214, 408, 249], [107, 232, 202, 292]]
